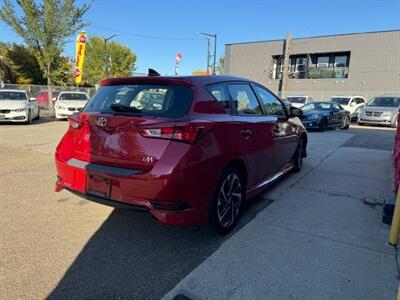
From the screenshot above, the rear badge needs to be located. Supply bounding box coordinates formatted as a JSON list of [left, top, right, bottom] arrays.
[[97, 117, 107, 127], [143, 155, 154, 163]]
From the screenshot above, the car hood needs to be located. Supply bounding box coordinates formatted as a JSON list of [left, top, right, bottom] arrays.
[[301, 110, 328, 118], [0, 100, 28, 109], [56, 100, 87, 107], [361, 106, 398, 113]]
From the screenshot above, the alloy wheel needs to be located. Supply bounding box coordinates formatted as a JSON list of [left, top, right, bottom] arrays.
[[217, 173, 242, 229]]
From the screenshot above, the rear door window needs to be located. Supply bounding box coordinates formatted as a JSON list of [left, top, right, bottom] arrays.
[[84, 84, 193, 118], [227, 84, 262, 115], [253, 85, 286, 116]]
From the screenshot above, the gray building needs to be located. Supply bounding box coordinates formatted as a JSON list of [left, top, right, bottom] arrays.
[[225, 30, 400, 100]]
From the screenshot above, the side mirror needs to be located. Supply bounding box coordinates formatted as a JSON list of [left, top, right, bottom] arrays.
[[289, 106, 303, 118], [29, 97, 36, 102], [350, 102, 355, 107]]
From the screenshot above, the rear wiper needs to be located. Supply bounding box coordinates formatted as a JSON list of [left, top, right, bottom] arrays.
[[110, 103, 142, 113]]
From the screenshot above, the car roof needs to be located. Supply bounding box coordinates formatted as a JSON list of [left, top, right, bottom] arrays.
[[331, 95, 364, 98], [59, 91, 87, 94], [0, 89, 27, 93], [100, 75, 256, 87], [287, 95, 310, 97], [374, 94, 400, 98]]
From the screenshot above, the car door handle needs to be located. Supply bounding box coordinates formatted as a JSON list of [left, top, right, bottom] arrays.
[[240, 129, 252, 138]]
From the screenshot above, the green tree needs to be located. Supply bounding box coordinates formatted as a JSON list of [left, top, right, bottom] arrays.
[[0, 0, 91, 110], [83, 36, 137, 85], [7, 44, 46, 84], [217, 55, 224, 75]]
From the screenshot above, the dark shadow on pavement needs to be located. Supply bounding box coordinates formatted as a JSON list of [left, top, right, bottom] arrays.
[[47, 192, 273, 300]]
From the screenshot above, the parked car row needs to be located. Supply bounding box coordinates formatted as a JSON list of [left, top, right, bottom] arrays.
[[284, 94, 399, 129], [0, 89, 90, 124]]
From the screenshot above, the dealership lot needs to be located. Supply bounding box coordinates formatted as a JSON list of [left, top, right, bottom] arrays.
[[0, 119, 396, 299]]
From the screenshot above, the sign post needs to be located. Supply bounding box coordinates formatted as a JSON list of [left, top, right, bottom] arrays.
[[75, 31, 87, 85], [175, 52, 182, 75]]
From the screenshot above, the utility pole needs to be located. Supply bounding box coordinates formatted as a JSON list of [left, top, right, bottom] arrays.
[[206, 37, 210, 74], [104, 33, 120, 78], [280, 32, 291, 99], [198, 32, 217, 75]]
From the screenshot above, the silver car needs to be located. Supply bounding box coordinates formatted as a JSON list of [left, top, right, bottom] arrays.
[[358, 95, 400, 128]]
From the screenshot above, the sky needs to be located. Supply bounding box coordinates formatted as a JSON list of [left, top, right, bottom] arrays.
[[0, 0, 399, 76]]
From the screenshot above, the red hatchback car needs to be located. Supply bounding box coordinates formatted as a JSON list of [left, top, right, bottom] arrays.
[[55, 74, 307, 233]]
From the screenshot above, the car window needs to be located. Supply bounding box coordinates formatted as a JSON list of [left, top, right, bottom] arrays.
[[356, 98, 365, 104], [254, 86, 285, 116], [227, 84, 262, 115], [367, 97, 400, 107], [84, 84, 193, 118], [286, 96, 306, 104], [0, 91, 27, 101], [302, 102, 332, 111], [331, 97, 350, 105], [59, 93, 88, 100], [207, 83, 228, 102]]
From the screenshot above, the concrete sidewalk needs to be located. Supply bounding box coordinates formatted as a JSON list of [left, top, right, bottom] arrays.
[[164, 132, 397, 300]]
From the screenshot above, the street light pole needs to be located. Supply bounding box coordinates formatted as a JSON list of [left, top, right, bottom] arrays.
[[104, 33, 120, 78], [197, 32, 217, 75]]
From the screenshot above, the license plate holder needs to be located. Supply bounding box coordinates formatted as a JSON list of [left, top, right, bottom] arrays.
[[86, 174, 111, 198]]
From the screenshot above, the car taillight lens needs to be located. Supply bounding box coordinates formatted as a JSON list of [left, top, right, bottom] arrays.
[[137, 121, 214, 144], [68, 114, 83, 129]]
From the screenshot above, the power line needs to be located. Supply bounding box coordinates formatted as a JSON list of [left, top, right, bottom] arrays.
[[88, 24, 203, 41]]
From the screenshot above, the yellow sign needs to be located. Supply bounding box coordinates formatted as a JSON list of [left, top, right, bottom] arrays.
[[75, 31, 87, 84]]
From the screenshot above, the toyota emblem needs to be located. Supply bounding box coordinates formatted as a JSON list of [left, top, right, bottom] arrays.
[[97, 117, 107, 127]]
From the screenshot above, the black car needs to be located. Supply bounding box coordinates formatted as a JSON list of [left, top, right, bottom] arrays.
[[300, 101, 351, 131]]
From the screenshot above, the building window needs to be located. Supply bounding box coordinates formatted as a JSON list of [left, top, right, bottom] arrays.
[[317, 56, 330, 68], [271, 51, 350, 80], [334, 55, 347, 67]]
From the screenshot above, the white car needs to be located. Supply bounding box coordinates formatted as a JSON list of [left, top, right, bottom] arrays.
[[330, 96, 366, 120], [286, 96, 313, 108], [54, 91, 90, 120], [0, 89, 40, 124]]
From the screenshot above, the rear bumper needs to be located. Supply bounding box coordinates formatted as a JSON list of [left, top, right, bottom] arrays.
[[55, 157, 210, 226]]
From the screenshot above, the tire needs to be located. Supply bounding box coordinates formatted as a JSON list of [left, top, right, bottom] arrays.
[[209, 166, 244, 234], [341, 116, 350, 130], [25, 111, 32, 124], [292, 137, 305, 173], [319, 118, 328, 132], [391, 117, 398, 128], [35, 108, 40, 120]]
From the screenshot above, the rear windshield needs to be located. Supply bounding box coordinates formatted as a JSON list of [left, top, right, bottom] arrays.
[[287, 97, 306, 104], [331, 97, 350, 105], [367, 97, 400, 107], [0, 91, 27, 100], [59, 93, 88, 100], [84, 84, 193, 118]]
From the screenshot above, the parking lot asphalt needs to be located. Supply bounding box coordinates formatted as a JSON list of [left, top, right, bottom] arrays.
[[0, 119, 396, 299]]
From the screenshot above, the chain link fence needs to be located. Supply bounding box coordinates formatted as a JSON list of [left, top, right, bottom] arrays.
[[1, 83, 96, 109]]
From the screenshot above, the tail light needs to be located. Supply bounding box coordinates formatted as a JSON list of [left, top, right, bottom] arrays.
[[137, 121, 214, 144], [68, 114, 83, 129]]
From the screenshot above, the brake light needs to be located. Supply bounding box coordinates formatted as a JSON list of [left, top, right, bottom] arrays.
[[137, 122, 214, 144], [68, 114, 83, 129]]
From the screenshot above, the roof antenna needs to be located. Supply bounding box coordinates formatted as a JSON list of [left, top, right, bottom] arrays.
[[148, 68, 161, 76]]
